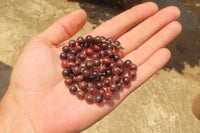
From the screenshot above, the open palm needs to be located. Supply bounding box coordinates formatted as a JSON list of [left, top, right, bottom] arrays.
[[2, 2, 181, 133]]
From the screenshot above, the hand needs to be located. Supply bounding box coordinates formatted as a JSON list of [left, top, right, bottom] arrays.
[[0, 2, 181, 133]]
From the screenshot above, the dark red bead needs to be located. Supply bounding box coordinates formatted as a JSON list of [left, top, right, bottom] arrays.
[[68, 40, 76, 47], [60, 52, 67, 60], [62, 68, 71, 77], [111, 74, 120, 83], [123, 76, 130, 85], [83, 69, 91, 78], [64, 77, 73, 85], [110, 83, 117, 91], [99, 50, 106, 57], [94, 94, 103, 103], [98, 65, 106, 73], [94, 36, 102, 43], [85, 48, 93, 56], [129, 64, 137, 70], [75, 75, 84, 82], [76, 37, 85, 45], [76, 90, 85, 99], [94, 59, 101, 66], [107, 44, 113, 50], [116, 60, 124, 68], [69, 84, 77, 94], [88, 86, 97, 94], [128, 70, 136, 79], [117, 82, 123, 90], [61, 60, 68, 68], [107, 37, 114, 43], [106, 49, 114, 57], [98, 88, 105, 96], [72, 66, 81, 75], [113, 54, 120, 62], [78, 81, 88, 90], [105, 69, 112, 75], [75, 45, 82, 52], [85, 35, 94, 44], [75, 59, 81, 66], [62, 46, 70, 53], [67, 54, 76, 61], [85, 93, 93, 103], [95, 81, 103, 89], [70, 49, 78, 56], [104, 79, 110, 86], [102, 57, 111, 66], [85, 60, 94, 69], [92, 45, 100, 52], [91, 53, 99, 59], [112, 67, 121, 75], [104, 91, 112, 100], [78, 53, 86, 61], [89, 71, 99, 79], [101, 43, 108, 50], [124, 60, 132, 67]]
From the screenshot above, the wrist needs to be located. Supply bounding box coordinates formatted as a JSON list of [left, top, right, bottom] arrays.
[[0, 91, 36, 133]]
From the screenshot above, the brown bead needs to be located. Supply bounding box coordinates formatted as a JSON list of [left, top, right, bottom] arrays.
[[123, 76, 130, 85], [62, 68, 71, 77], [95, 81, 103, 89], [98, 89, 105, 96], [78, 81, 88, 90], [129, 64, 137, 70], [124, 60, 132, 67], [69, 84, 77, 94], [104, 91, 112, 100], [85, 60, 94, 69], [76, 90, 85, 99], [83, 69, 91, 78], [111, 74, 120, 83], [72, 66, 81, 75], [92, 45, 100, 52], [110, 83, 117, 91], [85, 93, 94, 103], [117, 82, 123, 90], [76, 37, 85, 46], [128, 70, 136, 79], [61, 60, 68, 68], [67, 54, 76, 61], [94, 36, 102, 43], [75, 45, 82, 52], [102, 57, 111, 66], [116, 60, 124, 68], [106, 49, 114, 57], [64, 77, 73, 85], [94, 94, 103, 103], [68, 40, 76, 47], [65, 61, 75, 68], [85, 48, 93, 56], [94, 59, 101, 66], [75, 75, 84, 82], [88, 86, 97, 94], [78, 53, 86, 61], [60, 52, 67, 60], [98, 65, 106, 73]]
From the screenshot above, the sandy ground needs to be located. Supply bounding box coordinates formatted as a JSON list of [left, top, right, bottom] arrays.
[[0, 0, 200, 132]]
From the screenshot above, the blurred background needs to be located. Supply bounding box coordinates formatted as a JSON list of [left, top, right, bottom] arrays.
[[0, 0, 200, 132]]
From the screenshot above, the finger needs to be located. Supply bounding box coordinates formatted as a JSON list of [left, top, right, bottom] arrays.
[[119, 6, 181, 55], [120, 48, 171, 99], [37, 9, 87, 45], [124, 21, 182, 66], [89, 2, 158, 38]]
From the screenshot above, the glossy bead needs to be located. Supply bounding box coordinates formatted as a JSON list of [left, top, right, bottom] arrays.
[[102, 57, 111, 66], [110, 62, 117, 69], [107, 44, 113, 50], [98, 88, 105, 96], [83, 69, 90, 78], [94, 36, 101, 43], [72, 66, 81, 75], [107, 37, 114, 43], [85, 60, 94, 69], [75, 45, 82, 52], [116, 60, 124, 67], [85, 35, 94, 44], [75, 75, 84, 82], [78, 81, 88, 90], [128, 70, 136, 79], [124, 60, 132, 67], [117, 82, 123, 90], [101, 43, 108, 50], [89, 71, 99, 79], [123, 76, 130, 85], [88, 86, 97, 94], [92, 45, 100, 52], [68, 40, 76, 47], [129, 64, 137, 70], [70, 49, 78, 56], [114, 41, 120, 46], [104, 79, 110, 86], [94, 59, 101, 66], [110, 83, 117, 91], [106, 49, 114, 57], [104, 91, 112, 100], [64, 77, 73, 85], [100, 75, 106, 81], [62, 46, 70, 53], [111, 74, 120, 83], [85, 48, 93, 56], [113, 54, 120, 62], [105, 69, 112, 75], [85, 93, 93, 103], [98, 65, 106, 73], [76, 37, 85, 45], [99, 50, 106, 57], [61, 60, 68, 68], [119, 68, 125, 76], [75, 59, 81, 66], [69, 84, 77, 94], [62, 68, 71, 77], [112, 67, 121, 75], [67, 54, 76, 61], [91, 53, 99, 59], [60, 52, 67, 60], [76, 90, 85, 99], [95, 81, 103, 89], [78, 53, 86, 61], [94, 94, 103, 103]]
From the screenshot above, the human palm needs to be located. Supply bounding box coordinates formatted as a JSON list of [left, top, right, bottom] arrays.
[[1, 3, 181, 133]]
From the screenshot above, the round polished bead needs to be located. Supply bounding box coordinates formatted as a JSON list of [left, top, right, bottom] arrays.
[[124, 60, 132, 67], [60, 52, 67, 60], [85, 35, 94, 44], [99, 50, 106, 57], [67, 54, 76, 61], [128, 70, 136, 79], [85, 93, 93, 103], [98, 88, 105, 96], [70, 49, 78, 55], [62, 68, 71, 77], [102, 57, 111, 66], [110, 83, 117, 91], [78, 53, 86, 61], [61, 60, 68, 68], [110, 62, 117, 69], [85, 48, 93, 56], [62, 46, 70, 53], [83, 69, 91, 78], [104, 91, 112, 100], [94, 36, 101, 43], [94, 59, 101, 66], [107, 44, 113, 50], [104, 79, 110, 86], [106, 49, 114, 57], [78, 81, 88, 90], [113, 54, 120, 62], [75, 45, 82, 52], [72, 66, 81, 75], [98, 65, 106, 73], [116, 60, 124, 67], [69, 84, 77, 94], [85, 60, 94, 69], [111, 74, 120, 83], [101, 43, 107, 50], [92, 45, 100, 52], [76, 37, 85, 45], [68, 40, 76, 47], [106, 69, 112, 75], [112, 67, 121, 75], [76, 90, 85, 99], [94, 94, 103, 103], [95, 81, 103, 89], [123, 76, 130, 85], [129, 64, 137, 70], [117, 82, 123, 90], [88, 86, 97, 94], [64, 77, 73, 85], [114, 41, 120, 46], [89, 71, 99, 79], [91, 53, 99, 59], [75, 59, 81, 66]]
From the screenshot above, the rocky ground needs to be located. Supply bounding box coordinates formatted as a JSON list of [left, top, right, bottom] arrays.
[[0, 0, 200, 132]]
